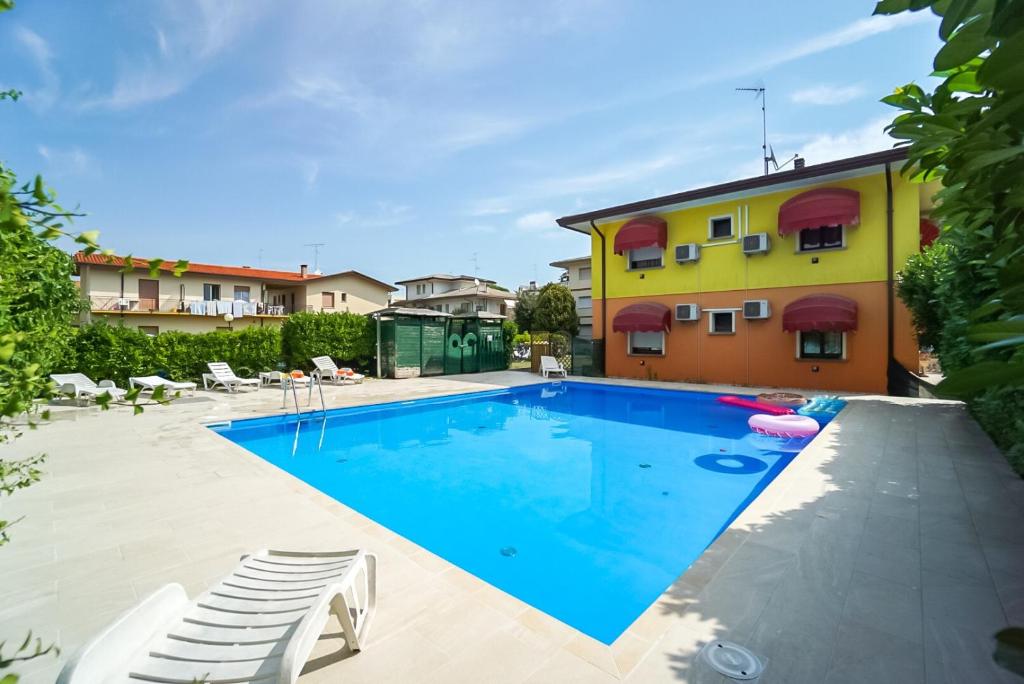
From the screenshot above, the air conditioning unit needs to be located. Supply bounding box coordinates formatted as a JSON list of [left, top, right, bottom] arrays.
[[742, 232, 770, 255], [743, 299, 771, 319], [675, 303, 700, 321], [675, 243, 700, 263]]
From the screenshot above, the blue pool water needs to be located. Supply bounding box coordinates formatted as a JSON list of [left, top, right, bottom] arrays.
[[212, 381, 826, 644]]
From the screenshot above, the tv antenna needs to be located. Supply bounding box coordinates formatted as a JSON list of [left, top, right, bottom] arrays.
[[471, 251, 479, 275], [736, 85, 769, 175], [304, 242, 326, 274]]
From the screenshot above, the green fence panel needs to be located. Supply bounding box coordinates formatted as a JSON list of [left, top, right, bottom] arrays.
[[421, 318, 447, 376], [393, 318, 423, 378]]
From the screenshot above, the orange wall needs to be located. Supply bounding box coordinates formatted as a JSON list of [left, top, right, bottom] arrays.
[[594, 281, 913, 394]]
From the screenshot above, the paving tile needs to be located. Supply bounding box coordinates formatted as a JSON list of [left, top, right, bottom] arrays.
[[854, 536, 921, 587], [841, 571, 923, 644], [921, 570, 1007, 632], [863, 510, 920, 550], [525, 648, 619, 684], [923, 618, 1021, 684], [825, 621, 924, 684], [919, 537, 990, 584]]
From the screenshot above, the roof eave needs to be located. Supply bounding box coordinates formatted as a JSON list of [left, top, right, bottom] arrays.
[[556, 148, 909, 232]]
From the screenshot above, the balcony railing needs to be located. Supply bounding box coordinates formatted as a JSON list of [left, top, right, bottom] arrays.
[[89, 295, 290, 316]]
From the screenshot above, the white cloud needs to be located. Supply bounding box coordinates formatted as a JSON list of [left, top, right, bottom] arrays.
[[515, 211, 558, 233], [465, 199, 513, 217], [82, 0, 272, 109], [334, 202, 413, 229], [796, 117, 895, 165], [790, 84, 867, 106], [14, 26, 59, 109], [462, 224, 497, 235], [38, 145, 97, 176]]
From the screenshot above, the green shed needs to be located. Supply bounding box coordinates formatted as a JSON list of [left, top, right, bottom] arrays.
[[373, 308, 452, 379], [446, 311, 508, 374]]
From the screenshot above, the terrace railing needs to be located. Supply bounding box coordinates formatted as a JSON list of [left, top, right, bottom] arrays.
[[88, 295, 289, 316]]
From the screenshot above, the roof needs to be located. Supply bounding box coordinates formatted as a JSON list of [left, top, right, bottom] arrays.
[[549, 256, 591, 269], [556, 148, 909, 231], [417, 284, 511, 301], [394, 274, 496, 285], [73, 252, 397, 291], [370, 307, 453, 318]]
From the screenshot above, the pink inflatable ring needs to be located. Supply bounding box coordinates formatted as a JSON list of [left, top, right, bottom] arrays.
[[748, 413, 820, 439]]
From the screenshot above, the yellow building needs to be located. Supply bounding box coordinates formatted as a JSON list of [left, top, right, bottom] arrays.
[[556, 149, 937, 394], [75, 253, 397, 334]]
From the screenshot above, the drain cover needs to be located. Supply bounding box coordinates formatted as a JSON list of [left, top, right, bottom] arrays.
[[500, 546, 517, 558], [700, 640, 763, 680]]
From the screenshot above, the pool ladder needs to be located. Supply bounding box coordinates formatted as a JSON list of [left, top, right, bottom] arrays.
[[281, 374, 327, 418]]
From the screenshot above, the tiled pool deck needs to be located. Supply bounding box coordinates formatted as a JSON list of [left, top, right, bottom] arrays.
[[1, 372, 1022, 683]]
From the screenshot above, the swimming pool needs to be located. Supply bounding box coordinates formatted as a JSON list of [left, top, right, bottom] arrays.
[[212, 381, 825, 644]]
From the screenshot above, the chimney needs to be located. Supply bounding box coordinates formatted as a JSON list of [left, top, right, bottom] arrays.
[[793, 156, 805, 170], [300, 264, 308, 277], [529, 280, 536, 289]]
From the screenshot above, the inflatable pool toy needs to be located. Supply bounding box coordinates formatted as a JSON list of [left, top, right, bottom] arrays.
[[798, 396, 847, 421], [717, 395, 794, 415], [748, 413, 820, 438], [757, 392, 806, 408]]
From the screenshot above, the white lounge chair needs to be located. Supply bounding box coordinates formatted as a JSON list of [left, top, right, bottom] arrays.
[[203, 362, 261, 393], [129, 375, 197, 397], [57, 549, 377, 684], [540, 355, 568, 378], [312, 356, 365, 384], [50, 373, 127, 404]]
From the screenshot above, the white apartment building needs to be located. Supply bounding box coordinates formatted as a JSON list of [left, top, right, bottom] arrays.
[[550, 256, 593, 338], [76, 252, 397, 334], [394, 274, 514, 316]]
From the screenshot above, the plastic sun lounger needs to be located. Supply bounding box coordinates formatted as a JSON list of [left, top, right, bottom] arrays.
[[57, 549, 377, 684], [539, 355, 568, 378], [50, 373, 127, 404], [203, 362, 261, 393], [311, 356, 365, 384], [129, 375, 197, 396]]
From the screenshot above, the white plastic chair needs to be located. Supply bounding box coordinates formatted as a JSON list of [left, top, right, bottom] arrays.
[[50, 373, 127, 404], [56, 549, 376, 684], [203, 362, 261, 392], [129, 375, 197, 396], [540, 355, 568, 378]]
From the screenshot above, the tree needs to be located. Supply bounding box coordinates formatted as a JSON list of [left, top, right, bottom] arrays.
[[532, 283, 579, 335], [514, 288, 538, 333], [880, 0, 1024, 480]]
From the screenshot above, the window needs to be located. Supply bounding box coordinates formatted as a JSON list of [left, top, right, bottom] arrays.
[[233, 286, 250, 302], [340, 292, 347, 303], [798, 225, 844, 252], [203, 283, 221, 301], [628, 245, 663, 270], [709, 311, 736, 334], [322, 292, 335, 308], [798, 331, 845, 359], [138, 326, 159, 337], [629, 331, 664, 355], [579, 266, 591, 280], [578, 295, 592, 309], [444, 303, 450, 312], [708, 215, 734, 240]]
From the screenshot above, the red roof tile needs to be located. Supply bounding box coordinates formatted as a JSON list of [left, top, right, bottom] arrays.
[[73, 252, 397, 290]]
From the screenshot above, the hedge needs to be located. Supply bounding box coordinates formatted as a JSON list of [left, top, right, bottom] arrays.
[[65, 321, 283, 385], [280, 311, 375, 370]]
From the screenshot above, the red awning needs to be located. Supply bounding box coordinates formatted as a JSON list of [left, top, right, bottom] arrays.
[[613, 216, 667, 255], [782, 295, 858, 332], [778, 188, 860, 236], [920, 218, 939, 249], [612, 302, 671, 333]]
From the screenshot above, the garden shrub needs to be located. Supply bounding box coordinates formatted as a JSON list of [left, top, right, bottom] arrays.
[[280, 312, 374, 370], [69, 321, 282, 384], [501, 319, 518, 366]]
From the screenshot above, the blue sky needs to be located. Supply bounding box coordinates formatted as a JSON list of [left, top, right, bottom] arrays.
[[1, 1, 940, 288]]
